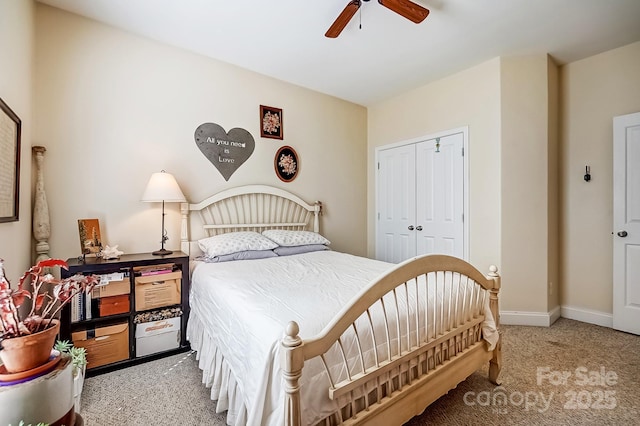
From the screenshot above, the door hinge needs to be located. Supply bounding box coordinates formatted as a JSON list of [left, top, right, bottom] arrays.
[[461, 147, 464, 156], [377, 162, 380, 170], [378, 212, 380, 220]]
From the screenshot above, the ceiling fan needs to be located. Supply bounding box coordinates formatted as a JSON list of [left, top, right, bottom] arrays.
[[325, 0, 430, 38]]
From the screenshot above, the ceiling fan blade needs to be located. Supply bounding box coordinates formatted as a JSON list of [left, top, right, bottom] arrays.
[[325, 0, 361, 38], [378, 0, 429, 23]]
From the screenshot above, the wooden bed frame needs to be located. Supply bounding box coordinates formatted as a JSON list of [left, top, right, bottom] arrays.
[[181, 185, 501, 426]]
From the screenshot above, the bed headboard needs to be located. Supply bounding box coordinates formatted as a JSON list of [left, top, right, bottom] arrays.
[[180, 185, 322, 256]]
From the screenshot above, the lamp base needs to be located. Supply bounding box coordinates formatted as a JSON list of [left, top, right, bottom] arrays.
[[152, 248, 173, 256]]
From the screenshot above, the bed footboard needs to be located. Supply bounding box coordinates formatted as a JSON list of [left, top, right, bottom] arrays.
[[281, 255, 501, 426]]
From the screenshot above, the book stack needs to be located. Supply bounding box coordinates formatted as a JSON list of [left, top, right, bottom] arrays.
[[71, 288, 93, 323], [133, 263, 175, 276], [71, 271, 129, 322]]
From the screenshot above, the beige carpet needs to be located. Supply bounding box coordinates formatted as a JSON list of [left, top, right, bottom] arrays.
[[81, 318, 639, 425]]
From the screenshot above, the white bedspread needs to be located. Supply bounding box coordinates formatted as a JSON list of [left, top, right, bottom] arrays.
[[188, 251, 497, 426]]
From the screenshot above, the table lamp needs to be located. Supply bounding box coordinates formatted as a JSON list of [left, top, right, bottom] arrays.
[[141, 170, 186, 255]]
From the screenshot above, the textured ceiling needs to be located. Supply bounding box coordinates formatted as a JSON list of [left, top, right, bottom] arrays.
[[37, 0, 640, 106]]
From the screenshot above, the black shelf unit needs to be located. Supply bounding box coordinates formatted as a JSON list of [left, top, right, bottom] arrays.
[[60, 252, 190, 376]]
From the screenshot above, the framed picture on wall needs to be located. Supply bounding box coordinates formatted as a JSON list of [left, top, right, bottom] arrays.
[[0, 97, 21, 223], [78, 218, 103, 256], [260, 105, 283, 139], [274, 145, 299, 182]]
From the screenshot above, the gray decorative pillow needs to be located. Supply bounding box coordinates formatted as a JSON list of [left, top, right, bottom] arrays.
[[197, 231, 278, 257], [273, 244, 330, 256], [262, 230, 330, 247], [203, 250, 278, 263]]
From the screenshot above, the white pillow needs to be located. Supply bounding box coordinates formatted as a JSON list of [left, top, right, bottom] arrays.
[[197, 231, 278, 257], [262, 230, 330, 247]]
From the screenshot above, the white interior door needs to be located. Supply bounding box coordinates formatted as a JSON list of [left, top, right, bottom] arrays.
[[376, 144, 416, 263], [416, 134, 464, 257], [613, 111, 640, 335]]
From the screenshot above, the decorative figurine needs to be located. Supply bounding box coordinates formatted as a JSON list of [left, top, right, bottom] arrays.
[[101, 245, 124, 260]]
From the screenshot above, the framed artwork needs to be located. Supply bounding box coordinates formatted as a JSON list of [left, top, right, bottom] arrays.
[[0, 97, 21, 223], [78, 218, 103, 256], [260, 105, 283, 139], [275, 146, 299, 183]]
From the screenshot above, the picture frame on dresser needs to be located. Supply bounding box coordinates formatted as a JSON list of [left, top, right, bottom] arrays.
[[77, 218, 103, 256], [0, 97, 21, 223]]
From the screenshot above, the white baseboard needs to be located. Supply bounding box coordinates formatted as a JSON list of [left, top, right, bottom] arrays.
[[499, 306, 561, 327], [560, 305, 613, 328], [499, 306, 613, 328]]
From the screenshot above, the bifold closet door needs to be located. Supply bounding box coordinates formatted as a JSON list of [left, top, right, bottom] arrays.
[[377, 133, 464, 263], [377, 143, 417, 263], [416, 134, 464, 257]]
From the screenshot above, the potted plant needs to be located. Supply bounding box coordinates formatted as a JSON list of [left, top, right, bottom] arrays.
[[0, 258, 97, 374], [55, 340, 87, 411]]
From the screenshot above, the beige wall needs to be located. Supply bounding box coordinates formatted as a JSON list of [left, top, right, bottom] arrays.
[[499, 55, 557, 313], [560, 41, 640, 314], [368, 55, 563, 315], [367, 59, 502, 275], [0, 0, 34, 279], [16, 3, 640, 321], [369, 42, 640, 318], [34, 5, 368, 259], [547, 57, 560, 311]]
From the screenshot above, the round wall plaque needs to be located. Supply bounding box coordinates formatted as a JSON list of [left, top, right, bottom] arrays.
[[274, 146, 299, 183]]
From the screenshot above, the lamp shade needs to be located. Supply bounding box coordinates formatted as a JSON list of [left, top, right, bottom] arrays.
[[141, 171, 186, 203]]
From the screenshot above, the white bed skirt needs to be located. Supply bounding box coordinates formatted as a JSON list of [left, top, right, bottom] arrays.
[[188, 312, 249, 426]]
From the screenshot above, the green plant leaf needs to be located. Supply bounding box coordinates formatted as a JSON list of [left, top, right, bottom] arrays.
[[54, 339, 87, 370], [54, 339, 73, 352]]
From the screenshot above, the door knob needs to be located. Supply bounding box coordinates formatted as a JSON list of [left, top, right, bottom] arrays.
[[408, 225, 415, 231], [416, 226, 423, 231], [617, 230, 628, 237]]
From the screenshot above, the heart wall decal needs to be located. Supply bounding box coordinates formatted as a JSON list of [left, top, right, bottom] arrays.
[[194, 123, 255, 181]]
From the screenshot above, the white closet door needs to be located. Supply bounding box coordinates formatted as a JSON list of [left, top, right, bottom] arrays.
[[376, 144, 417, 263], [416, 134, 464, 257]]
